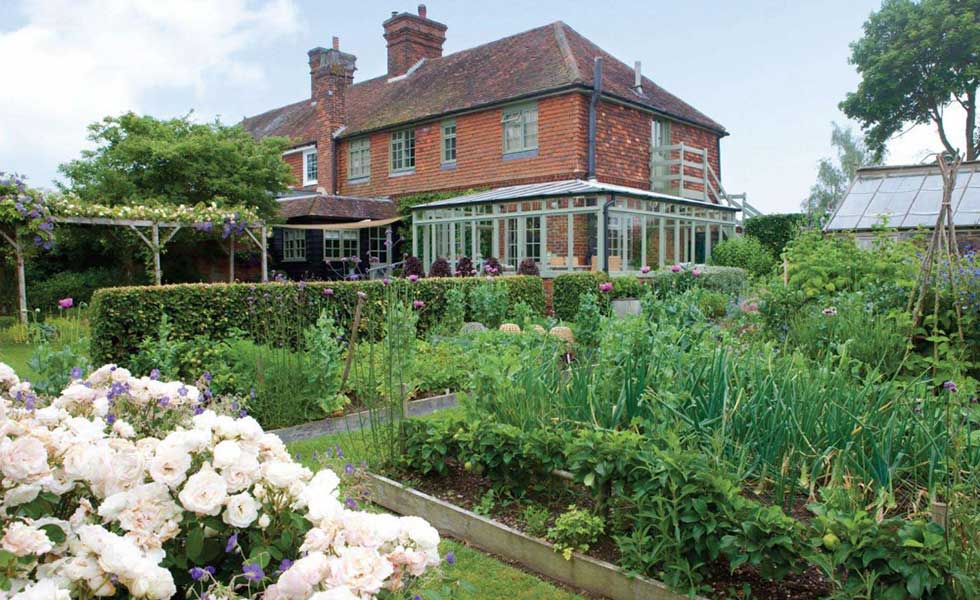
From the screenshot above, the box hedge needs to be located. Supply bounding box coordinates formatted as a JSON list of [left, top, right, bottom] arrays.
[[90, 275, 545, 365], [552, 266, 747, 321]]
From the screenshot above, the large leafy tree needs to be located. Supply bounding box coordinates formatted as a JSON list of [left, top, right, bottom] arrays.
[[841, 0, 980, 161], [58, 112, 292, 219], [802, 123, 882, 223]]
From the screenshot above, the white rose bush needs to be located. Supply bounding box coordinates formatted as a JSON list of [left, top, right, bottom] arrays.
[[0, 362, 444, 600]]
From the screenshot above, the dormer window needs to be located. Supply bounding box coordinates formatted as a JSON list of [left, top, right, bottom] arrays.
[[303, 148, 318, 186]]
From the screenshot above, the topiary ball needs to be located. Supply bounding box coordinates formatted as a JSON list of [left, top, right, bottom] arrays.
[[517, 257, 540, 276], [429, 257, 452, 278], [499, 323, 522, 333]]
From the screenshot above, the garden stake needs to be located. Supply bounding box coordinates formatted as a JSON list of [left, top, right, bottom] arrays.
[[340, 292, 365, 390]]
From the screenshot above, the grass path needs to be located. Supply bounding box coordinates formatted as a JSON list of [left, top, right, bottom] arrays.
[[285, 410, 585, 600], [0, 343, 33, 378]]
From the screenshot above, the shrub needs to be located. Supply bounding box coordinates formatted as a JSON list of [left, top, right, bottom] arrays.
[[467, 280, 509, 329], [483, 256, 501, 275], [710, 236, 776, 277], [744, 213, 806, 257], [552, 272, 609, 321], [517, 257, 540, 276], [28, 267, 129, 313], [455, 256, 474, 277], [696, 289, 729, 319], [547, 506, 605, 559], [90, 277, 545, 365], [402, 255, 425, 278], [522, 504, 551, 538], [428, 257, 452, 278]]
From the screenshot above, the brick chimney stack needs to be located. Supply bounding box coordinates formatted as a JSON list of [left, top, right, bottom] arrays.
[[308, 41, 356, 193], [383, 4, 447, 77]]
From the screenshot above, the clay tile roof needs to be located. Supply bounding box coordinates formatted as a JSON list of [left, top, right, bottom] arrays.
[[242, 21, 725, 147], [277, 193, 398, 221]]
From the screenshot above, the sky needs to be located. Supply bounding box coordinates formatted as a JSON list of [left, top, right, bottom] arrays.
[[0, 0, 970, 214]]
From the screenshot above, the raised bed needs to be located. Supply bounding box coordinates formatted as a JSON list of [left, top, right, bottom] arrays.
[[364, 472, 704, 600], [271, 392, 457, 443]]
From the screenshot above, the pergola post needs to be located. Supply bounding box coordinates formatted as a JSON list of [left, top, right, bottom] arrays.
[[1, 230, 28, 324], [151, 224, 162, 285], [260, 225, 269, 283], [228, 236, 236, 283]]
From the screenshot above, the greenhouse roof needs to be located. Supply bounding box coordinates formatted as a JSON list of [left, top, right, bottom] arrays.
[[825, 160, 980, 232], [410, 179, 738, 211]]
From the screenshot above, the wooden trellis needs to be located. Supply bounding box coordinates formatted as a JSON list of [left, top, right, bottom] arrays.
[[2, 216, 270, 324]]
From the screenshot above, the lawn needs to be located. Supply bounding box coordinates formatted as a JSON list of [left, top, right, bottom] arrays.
[[285, 411, 585, 600], [0, 342, 33, 378]]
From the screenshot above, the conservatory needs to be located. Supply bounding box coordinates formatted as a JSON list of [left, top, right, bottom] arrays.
[[410, 180, 739, 276]]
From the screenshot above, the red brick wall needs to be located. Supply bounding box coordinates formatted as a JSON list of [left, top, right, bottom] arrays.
[[594, 99, 721, 197], [335, 93, 589, 198], [283, 151, 308, 190]]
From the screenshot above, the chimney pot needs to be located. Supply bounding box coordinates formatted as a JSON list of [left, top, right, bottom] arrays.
[[332, 36, 339, 50], [391, 11, 398, 17], [633, 61, 642, 90], [418, 4, 427, 18], [383, 6, 447, 77]]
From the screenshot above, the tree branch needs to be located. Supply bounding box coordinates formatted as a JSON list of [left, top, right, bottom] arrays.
[[930, 105, 958, 156]]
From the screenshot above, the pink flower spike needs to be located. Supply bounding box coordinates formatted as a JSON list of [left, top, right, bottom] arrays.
[[58, 297, 73, 309], [640, 265, 651, 274], [413, 300, 425, 309], [670, 264, 681, 273]]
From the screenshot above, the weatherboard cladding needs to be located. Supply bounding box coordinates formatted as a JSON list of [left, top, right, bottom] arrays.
[[825, 161, 980, 232], [241, 21, 726, 149]]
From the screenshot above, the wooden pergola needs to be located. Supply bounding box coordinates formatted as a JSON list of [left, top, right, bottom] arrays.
[[2, 215, 270, 324]]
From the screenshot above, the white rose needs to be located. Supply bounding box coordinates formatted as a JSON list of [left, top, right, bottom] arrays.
[[10, 578, 71, 600], [273, 552, 329, 600], [257, 514, 271, 529], [2, 484, 41, 508], [222, 492, 258, 528], [178, 464, 227, 516], [148, 444, 192, 488], [327, 547, 394, 596], [1, 522, 53, 557], [400, 516, 440, 552], [212, 440, 242, 469], [1, 436, 50, 482], [222, 453, 260, 493], [263, 461, 310, 488], [309, 588, 360, 600], [126, 563, 176, 600], [112, 420, 136, 439]]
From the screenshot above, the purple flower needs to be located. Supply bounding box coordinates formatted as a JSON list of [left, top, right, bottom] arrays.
[[446, 551, 456, 566], [225, 533, 238, 553], [178, 385, 188, 397], [382, 278, 390, 286], [277, 559, 293, 573], [691, 268, 702, 278], [239, 409, 248, 418], [106, 414, 116, 425], [640, 265, 651, 274], [345, 463, 355, 475], [407, 274, 419, 283], [189, 566, 211, 581], [670, 264, 681, 273], [598, 282, 613, 293], [57, 297, 73, 309], [70, 367, 83, 379], [323, 288, 334, 296], [413, 299, 425, 309], [943, 380, 958, 393], [149, 368, 160, 380], [193, 405, 204, 415], [335, 446, 344, 458], [158, 397, 170, 408], [203, 371, 212, 383], [345, 497, 357, 509], [242, 562, 264, 582]]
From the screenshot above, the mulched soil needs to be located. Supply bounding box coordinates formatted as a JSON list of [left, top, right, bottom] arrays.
[[393, 464, 832, 600]]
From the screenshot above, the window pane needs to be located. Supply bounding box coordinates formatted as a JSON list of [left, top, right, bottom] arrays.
[[348, 138, 370, 179], [304, 151, 318, 184], [442, 121, 456, 163], [284, 229, 306, 261]]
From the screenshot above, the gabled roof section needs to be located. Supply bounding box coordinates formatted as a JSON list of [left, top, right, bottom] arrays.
[[824, 160, 980, 231], [242, 21, 726, 147]]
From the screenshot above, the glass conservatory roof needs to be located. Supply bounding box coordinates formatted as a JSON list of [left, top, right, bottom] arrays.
[[825, 161, 980, 231]]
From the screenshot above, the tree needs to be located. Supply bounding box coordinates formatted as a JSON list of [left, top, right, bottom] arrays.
[[58, 112, 293, 219], [802, 123, 882, 223], [841, 0, 980, 161]]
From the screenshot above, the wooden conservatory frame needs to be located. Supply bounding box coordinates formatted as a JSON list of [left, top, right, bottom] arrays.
[[410, 180, 739, 277]]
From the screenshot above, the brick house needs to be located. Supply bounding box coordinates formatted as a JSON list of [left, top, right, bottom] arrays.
[[243, 5, 753, 279]]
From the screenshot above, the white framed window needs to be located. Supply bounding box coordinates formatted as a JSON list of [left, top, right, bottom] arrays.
[[323, 230, 359, 261], [506, 217, 518, 264], [390, 129, 415, 173], [524, 216, 541, 262], [368, 227, 389, 262], [303, 149, 318, 186], [348, 138, 370, 180], [502, 103, 538, 154], [441, 120, 457, 164], [283, 229, 306, 262]]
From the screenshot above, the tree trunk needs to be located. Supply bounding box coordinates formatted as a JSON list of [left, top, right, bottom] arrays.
[[966, 87, 977, 161]]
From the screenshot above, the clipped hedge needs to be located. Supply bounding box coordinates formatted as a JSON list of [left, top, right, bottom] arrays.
[[90, 276, 545, 365], [743, 213, 806, 258], [552, 266, 748, 321]]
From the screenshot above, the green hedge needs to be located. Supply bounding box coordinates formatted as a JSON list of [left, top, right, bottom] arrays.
[[90, 276, 545, 365], [743, 213, 806, 258], [552, 267, 748, 321]]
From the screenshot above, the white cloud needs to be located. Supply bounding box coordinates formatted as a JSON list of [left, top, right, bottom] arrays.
[[0, 0, 299, 186]]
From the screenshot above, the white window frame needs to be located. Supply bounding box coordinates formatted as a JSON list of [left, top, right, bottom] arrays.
[[441, 119, 457, 164], [368, 227, 389, 263], [323, 230, 360, 261], [389, 129, 416, 173], [302, 148, 318, 186], [501, 103, 538, 154], [282, 229, 307, 262], [348, 138, 371, 180]]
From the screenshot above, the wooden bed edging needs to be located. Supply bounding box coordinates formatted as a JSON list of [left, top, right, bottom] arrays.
[[271, 392, 458, 443], [363, 472, 704, 600]]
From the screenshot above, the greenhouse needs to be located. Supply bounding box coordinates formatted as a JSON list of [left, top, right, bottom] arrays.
[[410, 179, 739, 276]]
